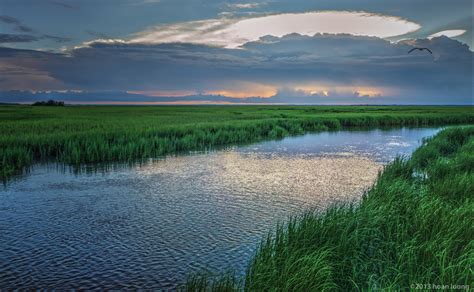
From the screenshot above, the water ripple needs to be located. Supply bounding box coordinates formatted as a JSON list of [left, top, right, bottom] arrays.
[[0, 127, 440, 289]]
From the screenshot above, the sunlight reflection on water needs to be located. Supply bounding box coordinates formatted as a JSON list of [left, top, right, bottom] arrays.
[[0, 127, 441, 289]]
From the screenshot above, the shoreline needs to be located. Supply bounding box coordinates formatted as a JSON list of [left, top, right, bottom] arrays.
[[1, 105, 473, 181], [185, 126, 474, 290]]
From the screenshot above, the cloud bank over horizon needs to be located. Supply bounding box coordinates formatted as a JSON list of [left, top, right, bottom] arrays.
[[0, 33, 472, 105], [0, 0, 472, 105]]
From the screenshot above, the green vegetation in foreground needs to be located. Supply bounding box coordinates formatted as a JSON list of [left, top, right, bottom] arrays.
[[184, 126, 474, 291], [1, 105, 473, 181]]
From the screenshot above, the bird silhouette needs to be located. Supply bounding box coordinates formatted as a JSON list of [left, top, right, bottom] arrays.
[[408, 47, 433, 54]]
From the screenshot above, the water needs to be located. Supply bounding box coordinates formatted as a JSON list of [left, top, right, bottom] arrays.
[[0, 127, 441, 289]]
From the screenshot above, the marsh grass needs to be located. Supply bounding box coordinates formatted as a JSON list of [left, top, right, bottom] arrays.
[[184, 272, 243, 292], [183, 126, 474, 291], [1, 105, 473, 181]]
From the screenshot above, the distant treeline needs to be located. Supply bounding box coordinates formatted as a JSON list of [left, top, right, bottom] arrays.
[[32, 100, 65, 106]]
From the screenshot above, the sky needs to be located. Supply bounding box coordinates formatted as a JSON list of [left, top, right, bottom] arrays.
[[0, 0, 473, 104]]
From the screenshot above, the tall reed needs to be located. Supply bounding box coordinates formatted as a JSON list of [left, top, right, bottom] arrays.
[[183, 126, 474, 291], [1, 105, 473, 181]]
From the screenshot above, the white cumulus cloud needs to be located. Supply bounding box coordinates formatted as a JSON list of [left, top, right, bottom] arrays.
[[428, 29, 466, 39], [130, 11, 421, 48]]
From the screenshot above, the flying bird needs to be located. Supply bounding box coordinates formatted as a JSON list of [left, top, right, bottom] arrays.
[[408, 47, 433, 54]]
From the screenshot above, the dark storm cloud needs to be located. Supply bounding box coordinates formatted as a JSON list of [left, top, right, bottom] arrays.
[[0, 33, 71, 44], [0, 15, 72, 44], [2, 0, 472, 53], [0, 33, 39, 43], [0, 34, 472, 104], [0, 15, 34, 33]]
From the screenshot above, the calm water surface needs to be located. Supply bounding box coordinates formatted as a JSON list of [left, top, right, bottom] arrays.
[[0, 127, 441, 289]]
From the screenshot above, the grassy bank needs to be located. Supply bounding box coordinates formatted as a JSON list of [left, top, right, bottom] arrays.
[[1, 105, 473, 181], [185, 126, 474, 290]]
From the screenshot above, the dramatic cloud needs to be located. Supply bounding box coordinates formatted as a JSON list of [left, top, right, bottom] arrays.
[[0, 15, 72, 44], [203, 82, 277, 98], [0, 33, 471, 104], [0, 34, 39, 43], [0, 15, 34, 33], [0, 47, 63, 92], [2, 0, 471, 53], [0, 33, 71, 44], [429, 29, 466, 39], [130, 11, 421, 48]]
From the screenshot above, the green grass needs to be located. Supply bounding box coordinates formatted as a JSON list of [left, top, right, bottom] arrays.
[[1, 105, 473, 181], [183, 126, 474, 291]]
